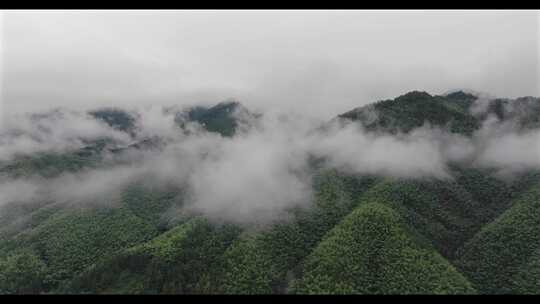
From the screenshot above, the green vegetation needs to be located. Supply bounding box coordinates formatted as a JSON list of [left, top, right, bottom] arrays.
[[185, 101, 245, 137], [65, 218, 241, 294], [0, 148, 102, 178], [456, 182, 540, 294], [217, 171, 377, 294], [510, 248, 540, 294], [89, 108, 137, 134], [480, 97, 540, 130], [0, 182, 188, 293], [339, 91, 480, 135], [357, 178, 482, 259], [1, 92, 539, 294], [292, 202, 476, 294], [20, 207, 157, 288], [450, 166, 516, 222], [0, 250, 47, 294]]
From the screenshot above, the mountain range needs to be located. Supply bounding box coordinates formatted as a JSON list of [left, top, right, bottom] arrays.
[[1, 90, 539, 294]]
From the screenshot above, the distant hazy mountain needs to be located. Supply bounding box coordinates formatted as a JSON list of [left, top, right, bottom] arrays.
[[176, 100, 257, 137], [338, 90, 540, 135]]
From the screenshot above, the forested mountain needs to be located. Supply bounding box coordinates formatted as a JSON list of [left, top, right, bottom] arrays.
[[89, 108, 138, 135], [1, 91, 539, 294], [176, 101, 256, 137]]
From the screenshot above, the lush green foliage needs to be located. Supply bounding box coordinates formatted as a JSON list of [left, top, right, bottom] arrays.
[[0, 250, 47, 294], [0, 182, 187, 293], [358, 177, 482, 259], [456, 182, 540, 294], [185, 101, 242, 137], [339, 91, 480, 135], [65, 218, 241, 294], [216, 171, 377, 294], [1, 93, 539, 294], [292, 202, 476, 294]]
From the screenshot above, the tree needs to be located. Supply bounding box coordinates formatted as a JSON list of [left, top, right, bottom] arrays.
[[0, 251, 47, 294]]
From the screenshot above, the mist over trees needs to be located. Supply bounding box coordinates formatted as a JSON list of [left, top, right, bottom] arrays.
[[1, 90, 540, 294]]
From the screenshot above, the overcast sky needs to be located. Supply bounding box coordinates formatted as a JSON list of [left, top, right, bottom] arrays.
[[1, 10, 539, 119]]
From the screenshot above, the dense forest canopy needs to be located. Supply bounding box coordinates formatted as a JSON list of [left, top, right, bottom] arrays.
[[1, 90, 540, 294]]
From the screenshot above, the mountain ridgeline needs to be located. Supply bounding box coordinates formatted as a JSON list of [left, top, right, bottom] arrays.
[[1, 91, 540, 294], [338, 90, 540, 134]]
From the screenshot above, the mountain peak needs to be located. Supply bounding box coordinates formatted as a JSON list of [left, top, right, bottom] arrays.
[[88, 107, 137, 134], [397, 91, 432, 101], [337, 89, 482, 135], [207, 100, 245, 114], [182, 100, 252, 137], [444, 91, 478, 100]]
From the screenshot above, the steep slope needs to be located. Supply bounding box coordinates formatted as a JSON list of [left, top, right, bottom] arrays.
[[88, 108, 138, 135], [510, 248, 540, 294], [1, 90, 539, 294], [0, 250, 47, 294], [456, 181, 540, 294], [291, 202, 475, 294], [357, 177, 484, 259], [477, 97, 540, 130], [178, 101, 255, 137], [0, 140, 108, 179], [0, 183, 181, 293], [338, 91, 480, 135], [61, 170, 377, 294], [216, 171, 377, 294], [449, 166, 517, 223], [65, 217, 241, 294]]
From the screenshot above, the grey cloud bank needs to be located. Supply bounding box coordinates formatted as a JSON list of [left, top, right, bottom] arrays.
[[1, 103, 540, 224], [1, 10, 539, 119]]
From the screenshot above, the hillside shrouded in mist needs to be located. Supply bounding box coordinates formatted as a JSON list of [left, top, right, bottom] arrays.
[[1, 10, 540, 295], [1, 89, 540, 294]]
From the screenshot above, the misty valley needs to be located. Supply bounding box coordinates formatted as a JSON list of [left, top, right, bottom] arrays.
[[1, 90, 540, 294]]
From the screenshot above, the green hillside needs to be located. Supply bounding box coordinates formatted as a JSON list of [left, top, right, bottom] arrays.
[[338, 91, 480, 135], [0, 183, 182, 293], [456, 181, 540, 294], [89, 108, 137, 135], [182, 101, 251, 137], [292, 202, 476, 294], [1, 92, 540, 294]]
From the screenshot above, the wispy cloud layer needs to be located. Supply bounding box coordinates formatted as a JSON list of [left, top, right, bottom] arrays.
[[1, 101, 539, 224]]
